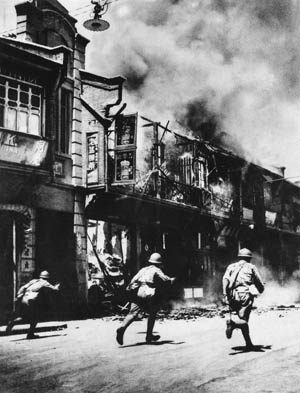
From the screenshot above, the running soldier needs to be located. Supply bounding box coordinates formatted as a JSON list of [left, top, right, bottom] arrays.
[[116, 253, 175, 345], [222, 248, 264, 349], [6, 271, 60, 339]]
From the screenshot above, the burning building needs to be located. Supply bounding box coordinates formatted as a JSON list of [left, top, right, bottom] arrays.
[[85, 105, 300, 301], [83, 0, 300, 302]]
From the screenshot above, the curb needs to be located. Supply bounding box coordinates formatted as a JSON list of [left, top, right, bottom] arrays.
[[0, 322, 68, 336]]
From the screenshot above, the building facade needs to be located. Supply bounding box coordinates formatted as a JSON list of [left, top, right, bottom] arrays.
[[0, 0, 125, 322]]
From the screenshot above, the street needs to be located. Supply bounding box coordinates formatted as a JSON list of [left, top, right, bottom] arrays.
[[1, 308, 300, 393]]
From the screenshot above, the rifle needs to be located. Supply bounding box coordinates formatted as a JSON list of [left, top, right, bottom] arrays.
[[87, 233, 116, 292]]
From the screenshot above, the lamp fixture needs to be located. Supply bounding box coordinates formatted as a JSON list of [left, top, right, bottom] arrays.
[[83, 0, 110, 32]]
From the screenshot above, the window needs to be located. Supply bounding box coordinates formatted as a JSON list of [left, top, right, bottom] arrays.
[[56, 88, 72, 154], [0, 75, 42, 135]]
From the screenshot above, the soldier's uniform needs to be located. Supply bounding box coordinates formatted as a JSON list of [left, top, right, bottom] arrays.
[[6, 271, 60, 339], [222, 248, 264, 349], [116, 253, 175, 345]]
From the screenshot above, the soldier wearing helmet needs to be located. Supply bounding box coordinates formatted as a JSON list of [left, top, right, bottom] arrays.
[[222, 248, 264, 350], [116, 252, 176, 345], [6, 271, 60, 339]]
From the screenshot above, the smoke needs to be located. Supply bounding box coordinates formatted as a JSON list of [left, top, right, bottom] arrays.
[[245, 253, 300, 307], [254, 265, 300, 307], [85, 0, 300, 177], [257, 280, 300, 307]]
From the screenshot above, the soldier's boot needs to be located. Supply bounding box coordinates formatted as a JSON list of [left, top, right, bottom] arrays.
[[116, 327, 125, 345], [146, 334, 161, 343], [116, 315, 136, 346], [146, 311, 160, 343], [225, 319, 235, 339], [26, 333, 39, 339], [27, 322, 39, 339], [6, 320, 15, 335]]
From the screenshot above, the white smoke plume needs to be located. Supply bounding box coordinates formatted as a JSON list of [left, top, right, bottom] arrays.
[[2, 1, 300, 176], [256, 271, 300, 307], [254, 264, 300, 307], [241, 252, 300, 307], [83, 0, 300, 178], [256, 280, 300, 307]]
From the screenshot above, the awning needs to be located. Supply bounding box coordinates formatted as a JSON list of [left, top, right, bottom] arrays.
[[85, 189, 216, 232]]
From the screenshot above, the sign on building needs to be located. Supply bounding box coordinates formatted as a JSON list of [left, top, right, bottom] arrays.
[[115, 150, 135, 182], [114, 114, 137, 184], [87, 132, 99, 184], [115, 114, 137, 147], [0, 130, 48, 167]]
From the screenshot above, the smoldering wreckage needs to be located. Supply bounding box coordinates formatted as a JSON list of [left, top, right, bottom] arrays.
[[1, 0, 300, 338]]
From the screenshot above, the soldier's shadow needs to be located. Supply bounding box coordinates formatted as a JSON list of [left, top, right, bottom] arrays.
[[11, 333, 68, 342], [121, 340, 185, 348], [229, 344, 272, 355]]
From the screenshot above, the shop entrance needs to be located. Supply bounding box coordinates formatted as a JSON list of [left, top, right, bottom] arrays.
[[36, 209, 76, 319]]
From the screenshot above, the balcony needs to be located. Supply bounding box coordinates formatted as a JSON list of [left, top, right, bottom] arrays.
[[134, 173, 235, 218]]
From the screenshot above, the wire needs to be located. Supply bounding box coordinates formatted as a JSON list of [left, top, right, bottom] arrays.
[[264, 176, 300, 183], [0, 0, 123, 34], [69, 3, 91, 13], [70, 0, 121, 16], [0, 0, 122, 33]]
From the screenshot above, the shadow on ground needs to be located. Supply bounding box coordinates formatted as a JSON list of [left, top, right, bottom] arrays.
[[121, 340, 186, 348], [229, 344, 272, 355], [11, 334, 68, 342]]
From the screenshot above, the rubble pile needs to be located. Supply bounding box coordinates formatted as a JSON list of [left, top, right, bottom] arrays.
[[254, 304, 300, 315], [99, 302, 300, 322], [157, 304, 225, 320]]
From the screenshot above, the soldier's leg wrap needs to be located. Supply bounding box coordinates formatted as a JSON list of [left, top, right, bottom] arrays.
[[116, 303, 142, 345], [230, 292, 254, 347], [27, 320, 37, 336], [6, 300, 24, 335], [6, 318, 15, 335], [238, 295, 253, 347], [121, 303, 141, 330], [241, 323, 253, 347], [146, 310, 157, 338]]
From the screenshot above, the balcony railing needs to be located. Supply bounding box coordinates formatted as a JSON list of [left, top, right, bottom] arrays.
[[134, 173, 236, 218]]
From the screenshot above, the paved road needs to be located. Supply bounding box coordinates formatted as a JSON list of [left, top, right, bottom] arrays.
[[1, 309, 300, 393]]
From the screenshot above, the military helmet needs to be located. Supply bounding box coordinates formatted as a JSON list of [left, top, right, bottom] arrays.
[[148, 252, 163, 264], [39, 270, 50, 279], [237, 248, 252, 259]]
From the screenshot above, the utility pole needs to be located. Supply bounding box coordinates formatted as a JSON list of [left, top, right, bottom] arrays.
[[141, 116, 162, 198], [152, 122, 161, 199]]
